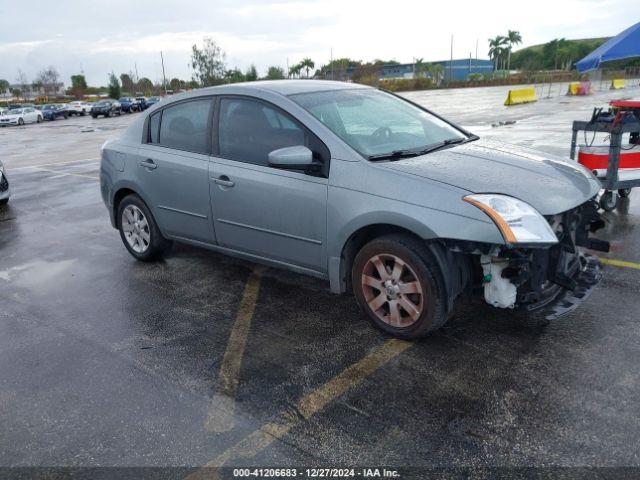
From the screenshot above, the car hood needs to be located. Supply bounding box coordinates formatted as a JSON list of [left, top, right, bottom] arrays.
[[381, 139, 601, 215]]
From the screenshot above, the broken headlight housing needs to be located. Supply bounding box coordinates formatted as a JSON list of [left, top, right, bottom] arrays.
[[464, 194, 558, 245]]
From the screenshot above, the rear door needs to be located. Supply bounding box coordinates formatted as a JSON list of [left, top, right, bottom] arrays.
[[209, 96, 330, 272], [135, 97, 216, 244]]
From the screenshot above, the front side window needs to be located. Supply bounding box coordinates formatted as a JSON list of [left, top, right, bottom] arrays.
[[218, 97, 306, 166], [158, 99, 213, 154], [290, 88, 467, 158]]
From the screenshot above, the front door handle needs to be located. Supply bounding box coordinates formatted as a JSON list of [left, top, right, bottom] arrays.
[[214, 175, 235, 188], [139, 159, 157, 170]]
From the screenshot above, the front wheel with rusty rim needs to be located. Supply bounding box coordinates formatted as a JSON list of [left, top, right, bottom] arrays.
[[352, 234, 447, 339]]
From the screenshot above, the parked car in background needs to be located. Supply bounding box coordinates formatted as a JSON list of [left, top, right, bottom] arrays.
[[100, 81, 608, 339], [91, 100, 122, 118], [42, 104, 69, 121], [145, 96, 161, 108], [0, 159, 9, 205], [118, 97, 139, 113], [0, 107, 43, 126], [67, 101, 92, 116], [135, 97, 148, 110]]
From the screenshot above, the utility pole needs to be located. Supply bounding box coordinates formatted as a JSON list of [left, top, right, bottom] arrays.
[[286, 57, 290, 79], [330, 48, 333, 80], [475, 39, 478, 61], [134, 62, 139, 83], [450, 35, 454, 82], [160, 51, 167, 95]]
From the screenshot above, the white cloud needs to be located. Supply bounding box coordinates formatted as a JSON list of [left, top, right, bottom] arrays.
[[0, 0, 636, 85]]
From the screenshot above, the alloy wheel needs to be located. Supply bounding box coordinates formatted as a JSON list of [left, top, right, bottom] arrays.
[[121, 205, 151, 253], [361, 253, 424, 327]]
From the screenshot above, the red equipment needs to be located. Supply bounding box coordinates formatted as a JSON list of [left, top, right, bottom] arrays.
[[578, 145, 640, 172]]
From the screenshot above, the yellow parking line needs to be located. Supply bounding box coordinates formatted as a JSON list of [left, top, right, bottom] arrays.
[[600, 257, 640, 270], [33, 167, 98, 180], [189, 338, 412, 479], [204, 267, 263, 433]]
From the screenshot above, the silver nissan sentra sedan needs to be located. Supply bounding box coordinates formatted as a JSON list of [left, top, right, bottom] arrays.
[[100, 80, 608, 338]]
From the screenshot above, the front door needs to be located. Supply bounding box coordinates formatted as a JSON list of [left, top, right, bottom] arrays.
[[135, 97, 216, 244], [210, 97, 329, 273]]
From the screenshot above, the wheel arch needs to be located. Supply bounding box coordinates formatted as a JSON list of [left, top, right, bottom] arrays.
[[334, 221, 473, 315], [335, 220, 433, 295]]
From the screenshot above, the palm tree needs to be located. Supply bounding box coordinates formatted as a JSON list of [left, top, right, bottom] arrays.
[[288, 64, 301, 78], [488, 36, 508, 72], [299, 58, 315, 78], [414, 58, 425, 78], [506, 30, 522, 72]]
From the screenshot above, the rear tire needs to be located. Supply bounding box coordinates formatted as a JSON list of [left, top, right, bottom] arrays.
[[117, 194, 171, 262], [352, 234, 448, 339], [619, 188, 632, 198], [0, 198, 8, 206]]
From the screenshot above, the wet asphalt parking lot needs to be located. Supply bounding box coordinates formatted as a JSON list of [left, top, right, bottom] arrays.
[[1, 82, 640, 478]]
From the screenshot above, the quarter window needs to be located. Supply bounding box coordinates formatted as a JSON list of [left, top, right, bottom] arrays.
[[148, 112, 160, 144], [218, 98, 306, 166], [156, 99, 213, 154]]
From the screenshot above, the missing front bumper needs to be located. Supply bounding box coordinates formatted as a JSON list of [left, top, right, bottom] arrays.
[[523, 253, 603, 320]]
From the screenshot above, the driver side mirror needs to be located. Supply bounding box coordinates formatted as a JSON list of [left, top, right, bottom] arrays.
[[268, 145, 317, 171]]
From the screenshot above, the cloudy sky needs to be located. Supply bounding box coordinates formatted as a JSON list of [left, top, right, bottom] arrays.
[[0, 0, 636, 87]]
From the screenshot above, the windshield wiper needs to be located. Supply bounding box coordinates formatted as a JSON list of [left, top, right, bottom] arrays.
[[368, 136, 476, 162]]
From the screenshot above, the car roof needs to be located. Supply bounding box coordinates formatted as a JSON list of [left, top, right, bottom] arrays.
[[181, 80, 370, 100]]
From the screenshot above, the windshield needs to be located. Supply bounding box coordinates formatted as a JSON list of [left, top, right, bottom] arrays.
[[291, 88, 467, 158], [96, 101, 110, 106], [43, 105, 55, 110], [9, 109, 23, 114]]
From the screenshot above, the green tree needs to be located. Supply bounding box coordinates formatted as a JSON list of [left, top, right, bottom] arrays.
[[0, 79, 9, 102], [245, 64, 258, 82], [288, 64, 301, 78], [506, 30, 522, 72], [190, 37, 226, 87], [31, 80, 43, 97], [169, 77, 181, 92], [300, 58, 315, 78], [224, 68, 245, 83], [108, 72, 121, 99], [265, 66, 285, 80], [137, 77, 153, 95], [70, 74, 88, 99], [488, 36, 508, 72], [120, 73, 135, 94], [413, 58, 425, 78]]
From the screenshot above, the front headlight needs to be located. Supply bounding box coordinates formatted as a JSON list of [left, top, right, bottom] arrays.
[[463, 194, 558, 245]]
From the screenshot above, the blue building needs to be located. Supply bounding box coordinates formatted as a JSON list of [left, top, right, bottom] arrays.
[[340, 59, 494, 82], [380, 58, 493, 81]]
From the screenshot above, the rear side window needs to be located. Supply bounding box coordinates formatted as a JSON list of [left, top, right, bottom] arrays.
[[154, 99, 213, 154], [218, 98, 306, 166]]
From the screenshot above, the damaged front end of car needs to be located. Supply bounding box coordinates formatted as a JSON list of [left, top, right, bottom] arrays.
[[445, 198, 608, 320]]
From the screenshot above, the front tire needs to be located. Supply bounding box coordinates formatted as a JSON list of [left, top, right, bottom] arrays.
[[600, 190, 618, 211], [117, 194, 171, 261], [18, 118, 24, 126], [37, 115, 42, 123], [352, 234, 447, 339]]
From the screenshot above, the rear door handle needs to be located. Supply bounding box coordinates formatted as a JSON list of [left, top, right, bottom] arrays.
[[139, 159, 157, 170], [214, 175, 235, 188]]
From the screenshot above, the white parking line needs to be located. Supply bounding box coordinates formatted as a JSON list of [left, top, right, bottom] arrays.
[[9, 157, 100, 172]]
